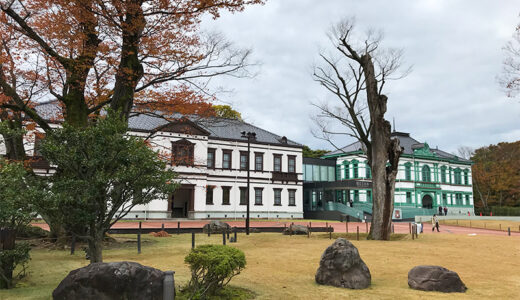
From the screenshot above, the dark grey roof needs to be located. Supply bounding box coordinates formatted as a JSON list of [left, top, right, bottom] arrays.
[[34, 100, 62, 120], [324, 131, 471, 162], [34, 101, 302, 147], [198, 118, 302, 147]]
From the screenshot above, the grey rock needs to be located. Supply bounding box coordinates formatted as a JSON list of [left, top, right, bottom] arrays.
[[408, 265, 467, 293], [52, 261, 165, 300], [202, 220, 231, 234], [315, 238, 371, 289], [283, 224, 309, 235]]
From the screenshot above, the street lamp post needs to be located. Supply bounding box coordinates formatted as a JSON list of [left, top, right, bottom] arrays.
[[241, 131, 256, 235]]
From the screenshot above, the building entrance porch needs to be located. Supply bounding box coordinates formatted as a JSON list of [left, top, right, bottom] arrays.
[[168, 184, 194, 218]]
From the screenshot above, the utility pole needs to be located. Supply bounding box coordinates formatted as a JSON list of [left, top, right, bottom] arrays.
[[241, 131, 256, 235]]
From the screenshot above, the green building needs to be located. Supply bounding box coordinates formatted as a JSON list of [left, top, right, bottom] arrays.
[[303, 132, 474, 221]]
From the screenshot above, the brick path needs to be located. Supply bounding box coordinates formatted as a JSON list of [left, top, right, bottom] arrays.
[[32, 220, 520, 237]]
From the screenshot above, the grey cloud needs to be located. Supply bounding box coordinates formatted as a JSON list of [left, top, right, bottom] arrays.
[[201, 0, 520, 153]]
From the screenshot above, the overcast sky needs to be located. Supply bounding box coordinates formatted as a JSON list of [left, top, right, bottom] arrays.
[[201, 0, 520, 153]]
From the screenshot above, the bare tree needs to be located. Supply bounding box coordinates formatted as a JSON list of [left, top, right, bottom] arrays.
[[313, 18, 409, 240], [499, 22, 520, 97], [456, 146, 474, 160]]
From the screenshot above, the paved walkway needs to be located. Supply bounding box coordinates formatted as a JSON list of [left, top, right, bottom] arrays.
[[33, 220, 520, 237]]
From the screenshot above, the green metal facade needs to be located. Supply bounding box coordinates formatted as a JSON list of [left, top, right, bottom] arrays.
[[303, 141, 475, 220]]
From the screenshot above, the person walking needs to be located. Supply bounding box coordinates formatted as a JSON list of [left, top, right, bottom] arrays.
[[432, 214, 440, 232]]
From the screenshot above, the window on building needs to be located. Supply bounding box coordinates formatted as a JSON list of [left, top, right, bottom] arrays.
[[464, 194, 469, 205], [405, 163, 412, 180], [463, 170, 469, 185], [328, 166, 335, 182], [406, 191, 412, 204], [274, 188, 282, 205], [454, 168, 462, 185], [313, 165, 321, 181], [455, 193, 462, 205], [344, 163, 349, 179], [345, 190, 351, 203], [254, 188, 263, 205], [273, 154, 282, 172], [222, 150, 232, 170], [240, 151, 248, 170], [207, 148, 215, 169], [352, 161, 359, 178], [367, 190, 372, 202], [304, 164, 313, 181], [239, 187, 247, 205], [320, 166, 328, 181], [335, 190, 342, 203], [255, 152, 263, 171], [354, 190, 359, 202], [288, 156, 296, 173], [440, 166, 447, 183], [171, 139, 194, 166], [206, 186, 214, 205], [304, 191, 310, 206], [366, 163, 372, 179], [442, 193, 447, 206], [222, 186, 231, 205], [421, 165, 431, 182], [288, 189, 296, 206]]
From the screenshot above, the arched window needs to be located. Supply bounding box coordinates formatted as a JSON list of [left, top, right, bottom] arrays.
[[463, 169, 469, 185], [454, 168, 462, 185], [171, 139, 194, 166], [365, 161, 371, 179], [352, 160, 359, 178], [404, 162, 412, 181], [440, 166, 447, 183], [421, 165, 431, 182]]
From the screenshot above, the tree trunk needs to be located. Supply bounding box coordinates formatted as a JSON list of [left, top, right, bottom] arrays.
[[361, 53, 402, 240], [0, 113, 25, 161], [0, 228, 16, 289], [111, 4, 145, 120], [63, 87, 89, 128], [87, 229, 103, 264]]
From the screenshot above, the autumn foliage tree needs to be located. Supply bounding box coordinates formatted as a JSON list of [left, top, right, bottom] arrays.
[[0, 0, 263, 258], [472, 141, 520, 209], [0, 0, 263, 147]]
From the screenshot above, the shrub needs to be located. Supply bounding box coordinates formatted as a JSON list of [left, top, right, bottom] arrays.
[[16, 225, 49, 239], [0, 243, 31, 289], [184, 244, 246, 298]]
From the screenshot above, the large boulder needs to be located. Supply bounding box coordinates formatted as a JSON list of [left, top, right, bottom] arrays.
[[283, 224, 309, 235], [315, 238, 371, 289], [408, 265, 467, 293], [53, 261, 165, 300], [202, 220, 231, 234]]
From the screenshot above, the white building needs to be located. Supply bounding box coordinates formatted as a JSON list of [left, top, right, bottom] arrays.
[[1, 101, 304, 219]]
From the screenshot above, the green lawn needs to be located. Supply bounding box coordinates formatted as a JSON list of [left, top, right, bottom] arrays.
[[1, 232, 519, 299]]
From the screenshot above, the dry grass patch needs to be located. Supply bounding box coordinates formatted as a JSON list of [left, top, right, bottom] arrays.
[[441, 219, 520, 232], [1, 232, 519, 299]]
